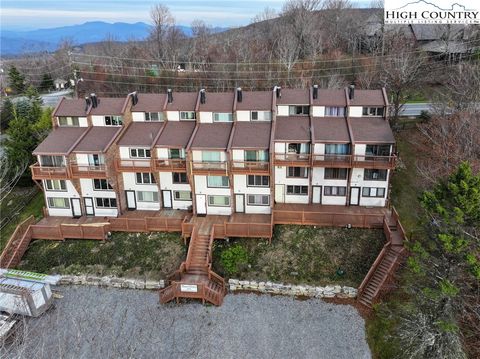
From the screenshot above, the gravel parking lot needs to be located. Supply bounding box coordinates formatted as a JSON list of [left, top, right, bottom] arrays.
[[2, 286, 370, 359]]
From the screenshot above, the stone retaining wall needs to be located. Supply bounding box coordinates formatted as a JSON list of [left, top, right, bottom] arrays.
[[59, 275, 165, 290], [228, 279, 357, 299]]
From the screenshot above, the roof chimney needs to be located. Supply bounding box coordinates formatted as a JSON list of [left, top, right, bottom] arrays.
[[167, 88, 173, 103], [313, 85, 318, 100], [130, 91, 138, 106], [84, 96, 91, 112], [90, 93, 98, 108], [200, 88, 206, 104], [274, 86, 281, 99], [236, 87, 242, 102], [348, 84, 355, 100]]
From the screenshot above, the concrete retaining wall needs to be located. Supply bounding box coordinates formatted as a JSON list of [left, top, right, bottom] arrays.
[[59, 275, 165, 290]]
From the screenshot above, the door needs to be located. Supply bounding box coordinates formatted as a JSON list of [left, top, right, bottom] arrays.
[[196, 194, 207, 215], [235, 194, 245, 213], [162, 190, 172, 209], [71, 198, 82, 217], [312, 186, 322, 204], [350, 187, 360, 206], [126, 190, 136, 210], [84, 197, 95, 216], [275, 184, 285, 203]]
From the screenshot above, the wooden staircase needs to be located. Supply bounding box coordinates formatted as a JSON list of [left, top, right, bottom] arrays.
[[0, 216, 36, 268]]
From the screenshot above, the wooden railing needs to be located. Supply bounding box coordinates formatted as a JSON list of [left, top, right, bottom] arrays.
[[0, 215, 36, 268], [153, 159, 187, 172], [159, 281, 224, 306], [30, 163, 70, 180], [230, 161, 269, 174], [357, 239, 391, 297], [273, 153, 311, 167], [70, 164, 108, 178], [115, 158, 153, 172], [190, 161, 228, 174], [108, 216, 183, 233], [224, 222, 273, 238], [392, 207, 407, 240], [312, 154, 352, 167], [29, 223, 109, 240], [352, 155, 396, 169], [185, 226, 199, 270]]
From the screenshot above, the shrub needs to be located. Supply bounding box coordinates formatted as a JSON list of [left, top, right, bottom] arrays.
[[220, 244, 249, 276]]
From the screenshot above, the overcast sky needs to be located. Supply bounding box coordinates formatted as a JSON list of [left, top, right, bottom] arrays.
[[1, 0, 370, 31]]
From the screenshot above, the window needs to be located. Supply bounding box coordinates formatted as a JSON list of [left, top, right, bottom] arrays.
[[47, 197, 70, 208], [366, 144, 391, 157], [104, 115, 123, 126], [172, 172, 188, 184], [202, 151, 221, 162], [180, 111, 196, 120], [245, 150, 268, 162], [325, 144, 350, 155], [93, 179, 113, 190], [88, 154, 104, 166], [45, 179, 66, 191], [145, 112, 164, 121], [208, 195, 230, 207], [136, 191, 159, 203], [95, 198, 117, 208], [287, 143, 309, 154], [213, 113, 233, 122], [324, 186, 346, 196], [251, 111, 271, 121], [364, 169, 388, 181], [58, 116, 79, 126], [136, 173, 156, 184], [169, 148, 185, 159], [286, 185, 308, 195], [287, 167, 308, 178], [130, 148, 151, 158], [362, 187, 386, 198], [40, 155, 64, 167], [247, 175, 269, 187], [324, 107, 345, 116], [324, 168, 348, 180], [247, 194, 270, 206], [174, 191, 192, 201], [207, 175, 229, 187], [289, 106, 310, 115], [362, 107, 384, 116]]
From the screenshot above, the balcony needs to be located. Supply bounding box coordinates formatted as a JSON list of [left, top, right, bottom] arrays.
[[153, 159, 187, 172], [312, 154, 352, 168], [70, 164, 108, 179], [115, 158, 153, 172], [353, 155, 396, 169], [30, 163, 70, 180], [231, 161, 269, 174], [273, 152, 311, 167], [190, 161, 228, 175]]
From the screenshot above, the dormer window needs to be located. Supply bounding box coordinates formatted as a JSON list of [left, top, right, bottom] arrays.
[[213, 113, 233, 122], [58, 116, 79, 126], [180, 111, 196, 120], [145, 112, 164, 121], [105, 115, 123, 126], [251, 111, 271, 121], [289, 106, 309, 115], [324, 107, 345, 116], [362, 107, 384, 116]]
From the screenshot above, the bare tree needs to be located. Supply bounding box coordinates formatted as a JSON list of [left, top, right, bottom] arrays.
[[149, 4, 174, 65]]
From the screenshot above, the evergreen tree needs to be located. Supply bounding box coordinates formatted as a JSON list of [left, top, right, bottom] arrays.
[[39, 73, 54, 92], [0, 98, 15, 130], [8, 65, 26, 94]]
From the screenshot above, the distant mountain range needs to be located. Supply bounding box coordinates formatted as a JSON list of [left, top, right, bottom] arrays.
[[0, 21, 228, 56]]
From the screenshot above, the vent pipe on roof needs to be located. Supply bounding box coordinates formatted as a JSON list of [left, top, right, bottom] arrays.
[[90, 93, 98, 108], [131, 91, 138, 106], [84, 96, 91, 112], [237, 87, 242, 102], [348, 84, 355, 100], [274, 86, 281, 98], [167, 88, 173, 103], [200, 88, 206, 104], [313, 84, 318, 100]]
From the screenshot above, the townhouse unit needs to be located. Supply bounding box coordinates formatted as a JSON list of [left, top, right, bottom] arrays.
[[32, 85, 396, 218]]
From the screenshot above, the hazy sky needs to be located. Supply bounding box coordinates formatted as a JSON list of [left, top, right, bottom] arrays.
[[1, 0, 370, 31]]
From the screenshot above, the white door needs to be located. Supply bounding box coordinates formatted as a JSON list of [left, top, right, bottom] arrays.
[[312, 186, 322, 204], [162, 190, 172, 208], [350, 187, 360, 206], [84, 197, 95, 216], [126, 191, 136, 210], [196, 194, 207, 215], [275, 184, 285, 203], [235, 194, 245, 213], [71, 198, 82, 217]]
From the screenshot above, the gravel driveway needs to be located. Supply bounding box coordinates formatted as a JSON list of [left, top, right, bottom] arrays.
[[2, 286, 370, 359]]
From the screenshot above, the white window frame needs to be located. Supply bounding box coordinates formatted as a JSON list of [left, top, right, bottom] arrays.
[[286, 185, 308, 196], [207, 175, 229, 188], [58, 116, 79, 126], [362, 187, 386, 198], [174, 191, 192, 201], [44, 179, 67, 191], [250, 111, 271, 121], [247, 175, 269, 187], [208, 195, 230, 207], [324, 186, 346, 196], [104, 115, 123, 126], [47, 197, 70, 208], [135, 173, 156, 185], [180, 111, 196, 120], [93, 179, 113, 190], [130, 148, 151, 158], [213, 112, 233, 122], [95, 197, 117, 208], [247, 194, 270, 206], [145, 112, 164, 121], [136, 191, 159, 203]]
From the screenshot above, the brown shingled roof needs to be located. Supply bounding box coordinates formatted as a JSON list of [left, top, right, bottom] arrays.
[[54, 98, 89, 117], [276, 89, 309, 105], [33, 127, 88, 155], [274, 117, 311, 142], [131, 93, 167, 112], [349, 117, 395, 143], [164, 92, 197, 111], [231, 122, 271, 149], [312, 89, 347, 106], [117, 122, 164, 147], [155, 121, 196, 148], [190, 123, 233, 149], [349, 90, 385, 106], [312, 117, 350, 143], [198, 92, 234, 112], [73, 127, 122, 153], [89, 98, 126, 115], [235, 91, 273, 110]]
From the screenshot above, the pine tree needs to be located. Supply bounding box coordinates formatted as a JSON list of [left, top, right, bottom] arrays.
[[8, 65, 26, 94], [0, 98, 15, 130], [39, 73, 54, 92]]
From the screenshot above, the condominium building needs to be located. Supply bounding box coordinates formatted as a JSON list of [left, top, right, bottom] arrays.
[[31, 86, 396, 217]]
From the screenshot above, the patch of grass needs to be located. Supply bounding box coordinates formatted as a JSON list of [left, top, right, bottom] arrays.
[[18, 231, 186, 280], [212, 225, 385, 287], [0, 191, 44, 251]]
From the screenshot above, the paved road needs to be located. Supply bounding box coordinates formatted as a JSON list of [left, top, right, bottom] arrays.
[[2, 286, 370, 359], [400, 103, 432, 117], [9, 89, 73, 108]]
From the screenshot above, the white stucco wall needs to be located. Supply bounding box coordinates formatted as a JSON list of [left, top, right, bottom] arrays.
[[158, 172, 192, 210], [132, 112, 145, 121], [192, 150, 227, 162], [199, 112, 213, 123], [236, 111, 250, 121], [311, 168, 347, 205], [122, 173, 160, 210], [78, 179, 118, 216], [311, 106, 325, 117], [91, 115, 106, 126], [313, 143, 325, 155], [232, 174, 271, 214], [349, 106, 363, 117], [44, 179, 81, 216], [194, 175, 231, 215], [274, 166, 309, 204], [166, 111, 180, 121], [276, 105, 289, 116], [350, 168, 388, 207]]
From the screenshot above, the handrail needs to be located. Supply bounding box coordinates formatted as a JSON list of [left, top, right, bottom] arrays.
[[30, 162, 70, 179], [115, 158, 152, 171], [153, 158, 187, 171], [358, 241, 391, 296], [0, 215, 35, 267], [185, 226, 198, 270], [230, 161, 270, 173]]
